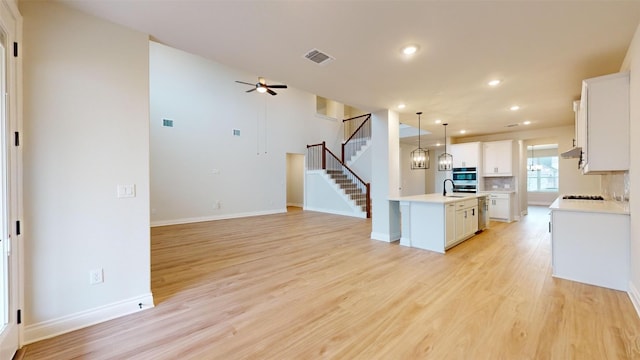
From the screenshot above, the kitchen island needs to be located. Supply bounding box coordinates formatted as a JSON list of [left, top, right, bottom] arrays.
[[549, 196, 630, 291], [389, 193, 489, 253]]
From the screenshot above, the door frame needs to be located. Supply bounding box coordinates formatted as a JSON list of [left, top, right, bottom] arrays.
[[0, 0, 23, 357]]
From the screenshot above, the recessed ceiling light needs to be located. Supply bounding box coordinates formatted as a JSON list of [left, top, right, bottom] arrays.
[[523, 120, 531, 125], [402, 45, 418, 55], [460, 130, 466, 134], [510, 105, 520, 111], [397, 104, 406, 109], [435, 119, 442, 124], [436, 143, 441, 147], [488, 79, 501, 86]]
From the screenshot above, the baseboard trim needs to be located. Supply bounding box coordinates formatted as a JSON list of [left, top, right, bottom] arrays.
[[286, 202, 303, 207], [628, 281, 640, 319], [303, 206, 366, 219], [151, 209, 287, 227], [23, 293, 154, 345], [371, 231, 401, 242]]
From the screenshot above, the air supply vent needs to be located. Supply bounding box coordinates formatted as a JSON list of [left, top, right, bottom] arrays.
[[303, 48, 335, 66], [505, 123, 519, 128]]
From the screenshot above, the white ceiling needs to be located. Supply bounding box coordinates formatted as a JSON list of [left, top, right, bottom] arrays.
[[57, 0, 640, 146]]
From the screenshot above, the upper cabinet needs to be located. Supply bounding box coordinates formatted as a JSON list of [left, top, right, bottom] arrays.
[[450, 142, 481, 168], [483, 140, 513, 177], [579, 72, 629, 174]]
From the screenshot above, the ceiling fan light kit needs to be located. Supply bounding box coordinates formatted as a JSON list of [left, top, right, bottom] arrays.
[[235, 76, 288, 96]]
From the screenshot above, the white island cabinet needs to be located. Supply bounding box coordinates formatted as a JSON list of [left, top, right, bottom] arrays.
[[391, 193, 486, 253], [549, 197, 629, 291]]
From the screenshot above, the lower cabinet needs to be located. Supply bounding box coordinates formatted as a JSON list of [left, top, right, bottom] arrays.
[[448, 198, 478, 249], [445, 203, 456, 248], [488, 193, 512, 222]]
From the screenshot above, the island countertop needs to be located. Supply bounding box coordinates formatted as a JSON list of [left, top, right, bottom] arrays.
[[549, 197, 629, 215], [389, 193, 488, 204]]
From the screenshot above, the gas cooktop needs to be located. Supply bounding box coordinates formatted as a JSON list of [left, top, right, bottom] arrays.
[[562, 195, 605, 200]]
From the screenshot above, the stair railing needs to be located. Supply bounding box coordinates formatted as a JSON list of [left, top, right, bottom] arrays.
[[342, 114, 371, 163], [307, 141, 371, 218]]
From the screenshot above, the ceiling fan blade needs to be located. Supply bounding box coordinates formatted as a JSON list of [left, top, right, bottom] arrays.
[[246, 88, 257, 93], [267, 84, 287, 89], [235, 81, 255, 86], [267, 89, 277, 96]]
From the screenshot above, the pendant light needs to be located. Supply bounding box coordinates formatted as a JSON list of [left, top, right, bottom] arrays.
[[438, 123, 453, 171], [411, 112, 429, 169], [528, 145, 542, 171]]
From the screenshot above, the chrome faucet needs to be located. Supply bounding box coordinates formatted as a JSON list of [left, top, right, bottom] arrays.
[[443, 179, 455, 196]]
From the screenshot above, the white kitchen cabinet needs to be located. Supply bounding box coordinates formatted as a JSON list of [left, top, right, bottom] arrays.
[[396, 194, 485, 253], [550, 206, 629, 291], [445, 203, 456, 248], [483, 140, 513, 176], [450, 142, 481, 169], [579, 72, 629, 174], [454, 198, 478, 242], [488, 193, 511, 222]]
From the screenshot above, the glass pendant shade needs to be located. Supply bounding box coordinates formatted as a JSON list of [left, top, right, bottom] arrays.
[[411, 111, 429, 169], [438, 123, 453, 171]]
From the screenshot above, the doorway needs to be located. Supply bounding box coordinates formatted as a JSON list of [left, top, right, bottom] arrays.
[[286, 153, 304, 209]]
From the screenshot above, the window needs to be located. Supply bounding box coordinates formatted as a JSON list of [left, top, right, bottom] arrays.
[[527, 155, 558, 192]]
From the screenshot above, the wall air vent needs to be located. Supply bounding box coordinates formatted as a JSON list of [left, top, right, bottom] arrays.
[[303, 48, 335, 66], [505, 123, 519, 128]]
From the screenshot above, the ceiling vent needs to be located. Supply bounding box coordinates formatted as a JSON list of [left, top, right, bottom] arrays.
[[303, 48, 335, 66], [505, 123, 519, 128]]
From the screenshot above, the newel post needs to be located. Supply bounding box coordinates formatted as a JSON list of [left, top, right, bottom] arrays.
[[322, 141, 326, 170]]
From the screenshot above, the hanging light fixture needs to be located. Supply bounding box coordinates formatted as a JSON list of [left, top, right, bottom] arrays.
[[438, 123, 453, 171], [411, 112, 429, 169], [528, 145, 542, 171]]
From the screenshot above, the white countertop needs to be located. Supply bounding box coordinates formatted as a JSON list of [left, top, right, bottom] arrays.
[[549, 197, 629, 215], [389, 193, 488, 204]]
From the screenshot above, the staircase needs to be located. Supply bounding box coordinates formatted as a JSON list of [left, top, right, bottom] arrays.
[[305, 114, 372, 218], [327, 169, 368, 214]]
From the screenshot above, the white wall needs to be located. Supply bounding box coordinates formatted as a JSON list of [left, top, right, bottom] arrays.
[[622, 22, 640, 310], [304, 171, 365, 218], [286, 153, 304, 207], [399, 142, 428, 196], [149, 42, 343, 225], [21, 2, 152, 342], [370, 110, 400, 242]]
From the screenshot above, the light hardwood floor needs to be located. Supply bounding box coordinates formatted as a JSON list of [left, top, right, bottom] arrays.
[[19, 206, 640, 359]]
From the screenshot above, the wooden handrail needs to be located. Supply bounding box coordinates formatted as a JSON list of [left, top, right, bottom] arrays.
[[344, 114, 371, 144], [342, 113, 371, 123]]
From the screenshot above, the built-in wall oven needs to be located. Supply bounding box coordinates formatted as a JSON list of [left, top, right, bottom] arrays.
[[452, 167, 478, 193]]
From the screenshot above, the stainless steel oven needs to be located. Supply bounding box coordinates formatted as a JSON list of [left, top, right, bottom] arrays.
[[452, 167, 478, 193]]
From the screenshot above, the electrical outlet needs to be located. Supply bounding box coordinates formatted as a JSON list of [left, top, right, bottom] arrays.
[[90, 269, 103, 285]]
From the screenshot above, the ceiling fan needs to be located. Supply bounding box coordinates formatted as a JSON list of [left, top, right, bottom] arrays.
[[235, 77, 288, 96]]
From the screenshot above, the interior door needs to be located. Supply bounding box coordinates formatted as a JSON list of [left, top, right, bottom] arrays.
[[0, 2, 21, 358]]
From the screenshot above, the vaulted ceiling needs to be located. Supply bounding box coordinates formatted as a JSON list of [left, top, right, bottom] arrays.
[[58, 0, 640, 145]]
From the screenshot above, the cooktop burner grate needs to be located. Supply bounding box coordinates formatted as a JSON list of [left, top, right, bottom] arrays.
[[562, 195, 605, 200]]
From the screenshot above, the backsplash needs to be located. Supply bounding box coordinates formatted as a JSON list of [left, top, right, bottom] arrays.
[[601, 172, 629, 201], [484, 177, 515, 191]]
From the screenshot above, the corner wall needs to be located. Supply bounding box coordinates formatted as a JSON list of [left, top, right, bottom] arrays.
[[21, 2, 152, 342], [622, 22, 640, 312]]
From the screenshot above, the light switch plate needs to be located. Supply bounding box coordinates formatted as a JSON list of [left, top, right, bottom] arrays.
[[117, 184, 136, 198]]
